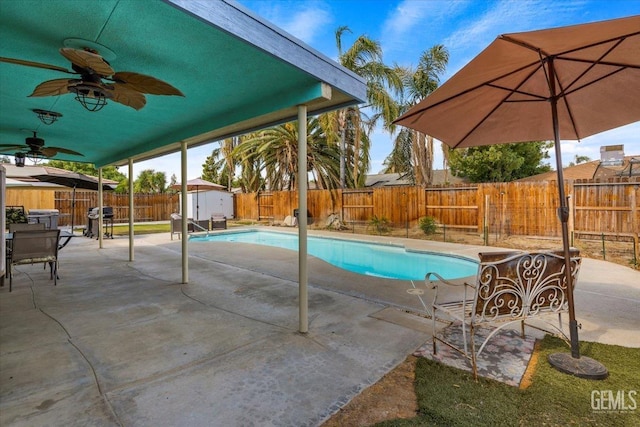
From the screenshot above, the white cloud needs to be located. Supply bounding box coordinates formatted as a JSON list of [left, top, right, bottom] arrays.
[[244, 0, 333, 45], [381, 0, 470, 61], [441, 0, 586, 76], [283, 7, 332, 44]]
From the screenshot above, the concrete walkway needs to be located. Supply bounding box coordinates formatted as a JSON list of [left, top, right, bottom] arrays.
[[1, 228, 638, 426]]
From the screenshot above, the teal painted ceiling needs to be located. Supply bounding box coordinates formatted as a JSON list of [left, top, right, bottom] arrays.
[[0, 0, 366, 167]]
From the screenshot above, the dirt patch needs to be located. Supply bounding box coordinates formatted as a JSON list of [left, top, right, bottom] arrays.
[[322, 356, 419, 426]]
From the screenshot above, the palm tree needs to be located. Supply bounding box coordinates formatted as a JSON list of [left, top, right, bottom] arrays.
[[233, 118, 342, 191], [333, 26, 402, 187], [237, 153, 264, 193], [201, 137, 239, 190], [201, 145, 224, 183], [386, 45, 449, 186]]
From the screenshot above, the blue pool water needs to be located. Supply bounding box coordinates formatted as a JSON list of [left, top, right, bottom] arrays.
[[191, 230, 477, 281]]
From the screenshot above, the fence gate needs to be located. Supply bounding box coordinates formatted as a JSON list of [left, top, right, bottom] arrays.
[[341, 190, 373, 223], [258, 192, 273, 220]]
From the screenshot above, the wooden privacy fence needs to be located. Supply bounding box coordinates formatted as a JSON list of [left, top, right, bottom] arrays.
[[54, 191, 180, 227], [235, 178, 639, 238]]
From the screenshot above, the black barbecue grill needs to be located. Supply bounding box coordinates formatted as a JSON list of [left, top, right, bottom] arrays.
[[85, 206, 114, 239]]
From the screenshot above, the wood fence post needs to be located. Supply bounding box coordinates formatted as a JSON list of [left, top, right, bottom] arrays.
[[568, 183, 574, 243], [484, 194, 490, 245], [631, 187, 638, 234]]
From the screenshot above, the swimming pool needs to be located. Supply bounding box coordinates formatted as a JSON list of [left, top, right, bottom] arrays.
[[191, 230, 477, 281]]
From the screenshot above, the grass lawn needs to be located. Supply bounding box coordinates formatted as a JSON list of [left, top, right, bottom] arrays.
[[110, 223, 170, 235], [107, 220, 261, 236], [377, 336, 640, 426]]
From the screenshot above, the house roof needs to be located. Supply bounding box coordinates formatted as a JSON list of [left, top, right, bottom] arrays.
[[365, 173, 412, 187], [364, 171, 468, 187], [0, 0, 366, 168], [519, 155, 640, 181]]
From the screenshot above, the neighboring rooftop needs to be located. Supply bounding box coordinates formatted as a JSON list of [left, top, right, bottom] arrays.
[[365, 171, 468, 187], [520, 155, 640, 182]]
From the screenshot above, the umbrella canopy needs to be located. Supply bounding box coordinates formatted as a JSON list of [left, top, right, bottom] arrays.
[[396, 15, 640, 148], [33, 172, 116, 191], [395, 15, 639, 378], [171, 178, 225, 192], [33, 172, 116, 233]]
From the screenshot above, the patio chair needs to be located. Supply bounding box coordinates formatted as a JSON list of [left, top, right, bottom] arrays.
[[9, 223, 47, 232], [170, 213, 184, 240], [7, 229, 60, 292], [429, 249, 581, 379], [211, 213, 227, 230], [6, 223, 48, 276]]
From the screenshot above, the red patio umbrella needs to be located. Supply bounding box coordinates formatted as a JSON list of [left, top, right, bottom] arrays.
[[395, 15, 640, 379]]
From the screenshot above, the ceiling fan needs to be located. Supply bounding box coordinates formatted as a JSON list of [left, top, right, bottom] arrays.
[[0, 131, 83, 162], [0, 46, 184, 111]]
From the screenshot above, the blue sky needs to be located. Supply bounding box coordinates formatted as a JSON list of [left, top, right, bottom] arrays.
[[132, 0, 640, 182]]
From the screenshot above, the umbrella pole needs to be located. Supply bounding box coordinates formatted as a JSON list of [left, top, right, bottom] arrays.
[[551, 130, 579, 357], [546, 59, 607, 379]]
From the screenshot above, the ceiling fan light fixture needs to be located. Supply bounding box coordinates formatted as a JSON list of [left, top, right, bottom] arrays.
[[32, 109, 63, 125], [69, 83, 109, 112], [26, 150, 47, 164], [14, 152, 26, 167]]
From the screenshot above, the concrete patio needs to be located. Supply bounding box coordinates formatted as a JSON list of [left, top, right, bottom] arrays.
[[1, 228, 639, 426]]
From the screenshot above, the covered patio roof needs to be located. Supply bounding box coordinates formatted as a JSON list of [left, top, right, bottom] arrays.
[[0, 0, 366, 167]]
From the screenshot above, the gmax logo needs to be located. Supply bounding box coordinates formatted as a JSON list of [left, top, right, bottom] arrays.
[[591, 390, 637, 412]]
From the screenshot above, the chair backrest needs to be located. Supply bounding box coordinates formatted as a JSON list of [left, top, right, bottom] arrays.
[[9, 222, 47, 232], [170, 213, 182, 233], [10, 229, 60, 264], [473, 249, 581, 321]]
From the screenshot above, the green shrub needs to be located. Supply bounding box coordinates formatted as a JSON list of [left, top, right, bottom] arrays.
[[6, 207, 27, 224], [369, 215, 390, 234], [419, 216, 438, 235]]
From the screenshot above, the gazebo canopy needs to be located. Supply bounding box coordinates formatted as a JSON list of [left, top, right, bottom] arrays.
[[0, 0, 366, 168]]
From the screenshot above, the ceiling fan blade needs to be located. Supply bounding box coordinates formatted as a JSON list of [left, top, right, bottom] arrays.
[[113, 72, 184, 96], [0, 56, 72, 74], [29, 79, 71, 97], [0, 144, 27, 151], [109, 84, 147, 110], [41, 146, 84, 158], [59, 48, 114, 77]]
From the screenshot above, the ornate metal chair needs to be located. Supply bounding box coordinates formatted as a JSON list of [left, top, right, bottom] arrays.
[[428, 249, 581, 379]]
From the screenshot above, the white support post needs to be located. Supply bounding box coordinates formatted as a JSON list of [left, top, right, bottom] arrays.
[[129, 159, 134, 261], [98, 169, 103, 249], [298, 105, 308, 333], [181, 141, 188, 284]]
